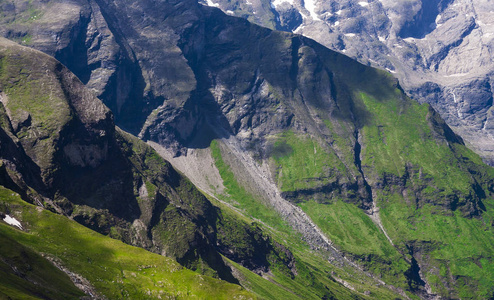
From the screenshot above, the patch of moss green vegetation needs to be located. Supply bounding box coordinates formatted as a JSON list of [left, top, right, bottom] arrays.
[[299, 200, 410, 289], [269, 131, 348, 192], [226, 258, 300, 299], [0, 232, 85, 299], [380, 192, 494, 298], [216, 211, 263, 260], [358, 91, 476, 194], [0, 186, 254, 299], [209, 140, 404, 299]]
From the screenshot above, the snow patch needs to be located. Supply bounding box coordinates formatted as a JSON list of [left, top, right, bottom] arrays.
[[445, 73, 468, 77], [378, 35, 385, 42], [271, 0, 295, 9], [451, 90, 458, 103], [205, 0, 219, 7], [304, 0, 321, 20], [3, 215, 22, 230], [403, 37, 415, 43], [293, 24, 305, 33], [226, 10, 234, 15], [436, 14, 442, 23], [345, 33, 356, 37], [336, 9, 343, 15], [385, 68, 396, 74], [358, 1, 369, 7], [334, 21, 340, 26], [299, 11, 309, 19]]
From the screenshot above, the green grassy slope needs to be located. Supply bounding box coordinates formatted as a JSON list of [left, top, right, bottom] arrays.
[[352, 70, 494, 298], [270, 131, 349, 194], [0, 186, 254, 299], [210, 139, 404, 299], [263, 48, 494, 298], [0, 233, 84, 300], [197, 30, 494, 297]]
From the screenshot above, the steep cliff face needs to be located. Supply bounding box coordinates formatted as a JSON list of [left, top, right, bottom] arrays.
[[1, 0, 494, 298], [201, 0, 494, 166]]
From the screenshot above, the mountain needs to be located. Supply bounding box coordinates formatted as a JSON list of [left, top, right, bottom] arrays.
[[0, 37, 304, 299], [0, 27, 395, 299], [199, 0, 494, 166], [1, 0, 494, 299]]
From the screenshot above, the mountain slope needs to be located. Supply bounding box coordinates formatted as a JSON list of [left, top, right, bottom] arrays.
[[200, 0, 494, 166], [0, 36, 390, 299], [0, 0, 494, 299], [0, 37, 310, 298], [0, 185, 255, 299]]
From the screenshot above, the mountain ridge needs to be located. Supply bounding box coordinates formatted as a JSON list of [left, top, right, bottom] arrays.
[[201, 0, 494, 166]]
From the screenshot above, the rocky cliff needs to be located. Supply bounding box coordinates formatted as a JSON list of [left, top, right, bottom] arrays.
[[201, 0, 494, 166]]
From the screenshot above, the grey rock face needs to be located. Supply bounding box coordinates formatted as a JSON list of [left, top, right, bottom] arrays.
[[202, 0, 494, 165]]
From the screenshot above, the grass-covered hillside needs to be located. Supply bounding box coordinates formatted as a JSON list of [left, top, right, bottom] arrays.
[[0, 36, 398, 299], [0, 186, 254, 299]]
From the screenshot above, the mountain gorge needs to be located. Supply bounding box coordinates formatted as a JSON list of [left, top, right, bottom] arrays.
[[1, 0, 494, 299]]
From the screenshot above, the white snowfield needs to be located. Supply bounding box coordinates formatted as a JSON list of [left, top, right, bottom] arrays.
[[3, 215, 23, 230]]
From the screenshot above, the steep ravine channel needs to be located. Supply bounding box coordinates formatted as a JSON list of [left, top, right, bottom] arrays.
[[355, 128, 437, 299]]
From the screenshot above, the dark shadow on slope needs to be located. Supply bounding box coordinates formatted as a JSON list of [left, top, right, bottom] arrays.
[[92, 0, 165, 136], [54, 13, 92, 84], [0, 126, 47, 204], [399, 0, 454, 39]]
